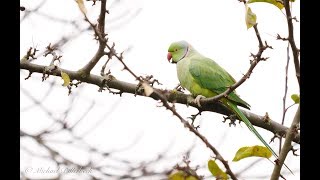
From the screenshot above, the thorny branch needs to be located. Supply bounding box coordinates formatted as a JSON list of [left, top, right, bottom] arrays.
[[200, 24, 272, 107], [279, 42, 294, 153], [78, 0, 108, 75], [283, 0, 300, 86], [20, 61, 300, 144], [271, 105, 300, 180], [271, 1, 300, 178]]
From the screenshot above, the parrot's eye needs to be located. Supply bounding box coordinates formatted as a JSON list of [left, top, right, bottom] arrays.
[[175, 49, 178, 51]]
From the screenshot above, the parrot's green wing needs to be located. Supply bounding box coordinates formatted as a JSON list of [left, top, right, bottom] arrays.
[[189, 57, 250, 109]]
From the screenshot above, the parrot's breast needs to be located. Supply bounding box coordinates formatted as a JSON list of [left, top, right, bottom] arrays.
[[176, 58, 216, 97]]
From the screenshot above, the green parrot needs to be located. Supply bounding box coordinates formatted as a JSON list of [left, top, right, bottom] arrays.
[[167, 40, 292, 173]]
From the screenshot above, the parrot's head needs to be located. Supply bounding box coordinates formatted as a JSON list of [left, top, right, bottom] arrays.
[[167, 41, 189, 63]]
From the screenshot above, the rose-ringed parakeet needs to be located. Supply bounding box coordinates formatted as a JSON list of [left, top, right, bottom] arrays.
[[167, 41, 292, 173]]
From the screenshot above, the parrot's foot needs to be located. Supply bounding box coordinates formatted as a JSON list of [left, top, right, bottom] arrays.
[[194, 95, 206, 107]]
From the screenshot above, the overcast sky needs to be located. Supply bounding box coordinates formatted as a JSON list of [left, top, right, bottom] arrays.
[[20, 0, 300, 179]]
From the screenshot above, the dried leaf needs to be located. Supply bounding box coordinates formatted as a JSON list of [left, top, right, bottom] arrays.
[[76, 0, 87, 15], [141, 82, 154, 96]]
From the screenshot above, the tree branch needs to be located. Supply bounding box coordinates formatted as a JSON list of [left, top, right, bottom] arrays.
[[78, 0, 108, 75], [271, 105, 300, 180], [20, 62, 300, 144], [283, 0, 300, 86], [279, 42, 290, 153]]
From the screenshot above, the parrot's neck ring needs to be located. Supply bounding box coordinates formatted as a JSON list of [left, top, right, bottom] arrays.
[[180, 45, 190, 60]]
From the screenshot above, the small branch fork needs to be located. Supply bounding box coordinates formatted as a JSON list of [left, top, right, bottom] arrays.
[[200, 24, 272, 106]]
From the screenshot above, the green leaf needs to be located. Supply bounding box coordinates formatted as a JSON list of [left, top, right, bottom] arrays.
[[208, 160, 228, 180], [245, 4, 257, 29], [232, 145, 272, 162], [248, 0, 284, 9], [61, 71, 71, 86], [291, 94, 300, 104], [168, 171, 198, 180]]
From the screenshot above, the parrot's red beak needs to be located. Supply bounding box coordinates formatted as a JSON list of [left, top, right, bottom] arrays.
[[167, 52, 172, 63]]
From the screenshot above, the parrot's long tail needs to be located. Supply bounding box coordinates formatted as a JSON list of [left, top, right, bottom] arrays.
[[226, 101, 294, 175]]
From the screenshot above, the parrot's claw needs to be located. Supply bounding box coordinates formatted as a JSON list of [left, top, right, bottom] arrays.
[[194, 95, 206, 107]]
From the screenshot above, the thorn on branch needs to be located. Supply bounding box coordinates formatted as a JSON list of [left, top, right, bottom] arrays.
[[42, 65, 57, 81], [290, 146, 299, 156], [66, 80, 82, 96], [44, 43, 57, 56], [99, 74, 122, 95], [89, 0, 97, 6], [25, 71, 33, 80], [101, 58, 112, 76], [264, 41, 273, 49], [188, 111, 202, 130], [276, 34, 288, 41], [263, 112, 271, 124], [223, 114, 237, 127], [292, 123, 300, 136], [140, 75, 162, 87], [290, 16, 299, 22], [188, 111, 202, 122], [67, 85, 72, 96], [270, 132, 285, 143], [70, 80, 82, 88], [21, 47, 39, 63]]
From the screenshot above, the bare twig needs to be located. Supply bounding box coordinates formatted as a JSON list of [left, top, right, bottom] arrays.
[[283, 0, 300, 85], [200, 24, 271, 106], [271, 105, 300, 180], [279, 42, 290, 153], [78, 0, 108, 75], [152, 89, 238, 179]]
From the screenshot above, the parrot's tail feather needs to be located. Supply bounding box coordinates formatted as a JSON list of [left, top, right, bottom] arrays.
[[226, 101, 294, 175]]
